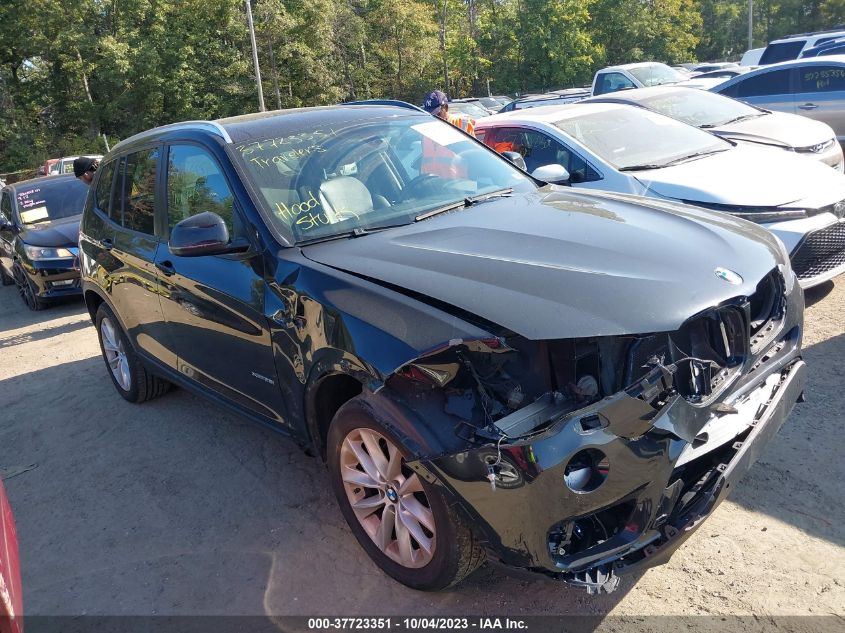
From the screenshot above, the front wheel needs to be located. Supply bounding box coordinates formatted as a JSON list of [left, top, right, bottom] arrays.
[[327, 397, 485, 590], [95, 303, 171, 403], [13, 264, 45, 310]]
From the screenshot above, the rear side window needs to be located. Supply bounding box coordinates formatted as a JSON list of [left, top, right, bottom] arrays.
[[115, 149, 158, 235], [759, 41, 805, 65], [166, 145, 236, 234], [797, 65, 845, 92], [95, 160, 118, 223], [733, 69, 791, 97]]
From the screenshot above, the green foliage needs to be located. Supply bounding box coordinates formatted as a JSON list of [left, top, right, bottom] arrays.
[[0, 0, 843, 172]]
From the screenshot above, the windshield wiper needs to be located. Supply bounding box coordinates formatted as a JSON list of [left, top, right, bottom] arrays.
[[296, 221, 412, 246], [702, 113, 763, 128], [619, 148, 727, 171], [415, 188, 513, 221]]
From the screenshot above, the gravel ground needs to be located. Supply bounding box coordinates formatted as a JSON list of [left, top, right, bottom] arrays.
[[0, 278, 843, 623]]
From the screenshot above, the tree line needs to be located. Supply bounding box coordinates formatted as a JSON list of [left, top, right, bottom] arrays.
[[1, 0, 843, 173]]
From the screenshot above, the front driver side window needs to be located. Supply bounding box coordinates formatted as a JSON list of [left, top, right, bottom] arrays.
[[0, 191, 11, 224], [166, 144, 238, 236], [596, 72, 636, 95], [485, 128, 600, 183]]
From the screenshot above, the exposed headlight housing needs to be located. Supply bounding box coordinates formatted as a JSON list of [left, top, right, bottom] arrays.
[[23, 245, 77, 260]]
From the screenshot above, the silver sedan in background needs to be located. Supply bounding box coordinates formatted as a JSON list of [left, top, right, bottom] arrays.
[[476, 103, 845, 288], [584, 86, 844, 171], [711, 56, 845, 147]]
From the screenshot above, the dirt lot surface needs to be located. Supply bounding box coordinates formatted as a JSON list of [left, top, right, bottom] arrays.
[[0, 278, 843, 622]]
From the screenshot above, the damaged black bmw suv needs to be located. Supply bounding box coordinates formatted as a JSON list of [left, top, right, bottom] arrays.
[[79, 105, 806, 593]]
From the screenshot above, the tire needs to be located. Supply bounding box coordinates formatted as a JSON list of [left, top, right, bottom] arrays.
[[327, 397, 485, 590], [13, 264, 45, 311], [95, 303, 171, 403]]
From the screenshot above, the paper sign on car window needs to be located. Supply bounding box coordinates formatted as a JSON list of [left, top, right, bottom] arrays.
[[412, 121, 467, 146], [20, 206, 49, 223]]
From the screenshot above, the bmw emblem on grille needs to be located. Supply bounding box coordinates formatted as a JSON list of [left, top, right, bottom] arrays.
[[715, 267, 743, 285], [834, 200, 845, 219]]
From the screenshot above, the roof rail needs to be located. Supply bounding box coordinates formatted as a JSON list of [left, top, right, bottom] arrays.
[[111, 120, 232, 153], [341, 99, 427, 113], [784, 25, 845, 38]]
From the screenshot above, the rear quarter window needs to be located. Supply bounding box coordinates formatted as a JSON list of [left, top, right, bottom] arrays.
[[759, 41, 805, 64]]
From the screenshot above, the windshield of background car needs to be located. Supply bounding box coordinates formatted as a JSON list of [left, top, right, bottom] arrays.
[[628, 64, 685, 86], [635, 89, 761, 127], [14, 178, 89, 225], [554, 106, 729, 170], [232, 113, 534, 244], [449, 102, 489, 118]]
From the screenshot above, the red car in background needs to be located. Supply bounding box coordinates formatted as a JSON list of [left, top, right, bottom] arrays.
[[0, 479, 22, 633]]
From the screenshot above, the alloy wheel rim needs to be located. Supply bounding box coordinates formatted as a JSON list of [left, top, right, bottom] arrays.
[[14, 268, 35, 309], [340, 428, 436, 569], [100, 317, 131, 391]]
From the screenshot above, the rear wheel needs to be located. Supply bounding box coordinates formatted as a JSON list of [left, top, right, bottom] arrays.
[[13, 264, 45, 311], [327, 397, 485, 590], [95, 303, 171, 403]]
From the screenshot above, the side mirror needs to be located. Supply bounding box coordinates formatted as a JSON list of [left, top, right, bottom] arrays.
[[501, 151, 527, 171], [169, 211, 247, 257], [0, 216, 14, 233], [531, 164, 571, 184]]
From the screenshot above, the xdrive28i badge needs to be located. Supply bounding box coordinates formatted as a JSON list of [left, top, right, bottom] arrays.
[[715, 267, 743, 285]]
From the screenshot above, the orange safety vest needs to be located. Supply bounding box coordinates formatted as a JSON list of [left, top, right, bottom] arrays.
[[420, 114, 476, 177]]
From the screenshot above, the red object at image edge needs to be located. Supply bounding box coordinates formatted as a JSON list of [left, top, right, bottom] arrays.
[[0, 479, 22, 633]]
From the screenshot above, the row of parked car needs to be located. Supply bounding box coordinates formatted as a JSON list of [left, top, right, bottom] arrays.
[[0, 71, 825, 595]]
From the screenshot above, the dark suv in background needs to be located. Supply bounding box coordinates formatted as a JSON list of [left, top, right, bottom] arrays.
[[1, 174, 89, 310], [79, 105, 805, 593]]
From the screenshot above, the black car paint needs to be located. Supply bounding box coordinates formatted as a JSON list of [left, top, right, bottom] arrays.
[[0, 175, 85, 301], [78, 106, 805, 591]]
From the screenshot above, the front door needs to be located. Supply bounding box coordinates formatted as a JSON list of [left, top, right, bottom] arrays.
[[155, 142, 287, 425], [792, 64, 845, 141], [0, 190, 14, 277]]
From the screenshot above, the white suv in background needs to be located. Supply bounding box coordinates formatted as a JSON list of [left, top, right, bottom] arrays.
[[759, 29, 845, 65]]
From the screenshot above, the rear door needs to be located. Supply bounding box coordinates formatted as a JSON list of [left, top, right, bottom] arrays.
[[792, 64, 845, 141], [108, 147, 175, 366], [155, 142, 286, 424]]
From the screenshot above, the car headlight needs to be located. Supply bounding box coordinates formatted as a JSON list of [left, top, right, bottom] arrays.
[[23, 245, 76, 260]]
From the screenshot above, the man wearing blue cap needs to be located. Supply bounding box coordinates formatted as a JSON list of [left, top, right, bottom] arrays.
[[422, 90, 476, 137], [420, 90, 476, 177]]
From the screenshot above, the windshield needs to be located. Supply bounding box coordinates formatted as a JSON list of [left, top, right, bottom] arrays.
[[554, 106, 729, 170], [634, 88, 762, 127], [628, 64, 685, 87], [232, 114, 533, 244], [15, 178, 89, 225]]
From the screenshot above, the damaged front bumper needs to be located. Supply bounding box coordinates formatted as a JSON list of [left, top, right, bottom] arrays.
[[411, 357, 806, 594]]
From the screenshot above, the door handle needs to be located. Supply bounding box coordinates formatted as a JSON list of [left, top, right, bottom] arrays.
[[155, 260, 176, 276], [799, 103, 819, 110], [102, 238, 113, 251]]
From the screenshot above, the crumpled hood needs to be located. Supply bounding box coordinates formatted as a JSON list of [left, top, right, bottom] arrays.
[[716, 111, 834, 150], [302, 189, 784, 340], [19, 215, 81, 247]]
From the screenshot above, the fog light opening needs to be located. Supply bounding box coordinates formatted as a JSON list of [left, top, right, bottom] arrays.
[[564, 449, 609, 493]]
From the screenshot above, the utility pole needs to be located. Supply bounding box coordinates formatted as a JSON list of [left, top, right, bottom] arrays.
[[748, 0, 753, 50], [245, 0, 265, 112]]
